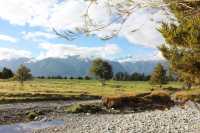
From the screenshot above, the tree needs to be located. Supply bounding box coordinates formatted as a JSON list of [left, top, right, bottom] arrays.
[[70, 77, 74, 80], [114, 72, 125, 81], [1, 67, 14, 79], [150, 64, 168, 87], [15, 65, 32, 85], [90, 58, 113, 86], [159, 1, 200, 87], [84, 76, 91, 80]]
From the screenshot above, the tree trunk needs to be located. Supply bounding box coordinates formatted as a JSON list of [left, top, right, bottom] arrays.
[[183, 82, 192, 89], [20, 80, 24, 86], [101, 79, 106, 86]]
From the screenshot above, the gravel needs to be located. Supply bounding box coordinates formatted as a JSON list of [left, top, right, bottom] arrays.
[[34, 102, 200, 133]]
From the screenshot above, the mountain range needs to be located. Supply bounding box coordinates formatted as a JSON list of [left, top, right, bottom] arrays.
[[0, 56, 167, 77]]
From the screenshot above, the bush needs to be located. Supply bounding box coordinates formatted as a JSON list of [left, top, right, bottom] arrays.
[[70, 77, 74, 80], [84, 76, 91, 80], [77, 77, 83, 80], [26, 112, 37, 120]]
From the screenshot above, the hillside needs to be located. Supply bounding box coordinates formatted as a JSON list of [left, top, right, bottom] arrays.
[[0, 57, 166, 77]]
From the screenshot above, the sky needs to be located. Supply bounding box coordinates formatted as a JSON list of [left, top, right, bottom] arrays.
[[0, 0, 175, 62]]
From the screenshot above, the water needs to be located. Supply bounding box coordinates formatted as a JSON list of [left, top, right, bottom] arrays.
[[0, 119, 64, 133]]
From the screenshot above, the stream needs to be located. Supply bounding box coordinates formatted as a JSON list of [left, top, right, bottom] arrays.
[[0, 119, 64, 133]]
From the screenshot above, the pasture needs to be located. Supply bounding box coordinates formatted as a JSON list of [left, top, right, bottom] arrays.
[[0, 79, 183, 103]]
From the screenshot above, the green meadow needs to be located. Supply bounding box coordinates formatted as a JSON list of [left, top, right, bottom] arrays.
[[0, 79, 183, 103]]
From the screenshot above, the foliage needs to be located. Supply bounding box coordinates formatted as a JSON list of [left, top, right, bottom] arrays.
[[15, 65, 32, 85], [0, 67, 14, 79], [26, 112, 38, 120], [114, 72, 150, 81], [90, 58, 113, 85], [159, 1, 200, 86], [150, 64, 168, 86], [77, 77, 83, 80], [70, 77, 74, 80], [84, 76, 91, 80]]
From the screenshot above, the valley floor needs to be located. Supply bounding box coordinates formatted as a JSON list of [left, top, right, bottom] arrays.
[[0, 79, 182, 103]]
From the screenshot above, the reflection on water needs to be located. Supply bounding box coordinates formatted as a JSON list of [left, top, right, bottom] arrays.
[[0, 119, 64, 133]]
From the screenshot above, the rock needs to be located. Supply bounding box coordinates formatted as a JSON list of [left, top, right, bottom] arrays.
[[86, 113, 91, 116], [34, 103, 200, 133], [54, 128, 58, 132]]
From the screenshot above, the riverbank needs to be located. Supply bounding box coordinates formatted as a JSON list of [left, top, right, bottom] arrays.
[[0, 100, 200, 133], [35, 102, 200, 133]]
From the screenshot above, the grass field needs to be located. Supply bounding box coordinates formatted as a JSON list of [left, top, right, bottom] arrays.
[[0, 79, 184, 103]]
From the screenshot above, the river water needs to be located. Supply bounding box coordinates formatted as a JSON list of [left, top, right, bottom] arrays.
[[0, 119, 64, 133]]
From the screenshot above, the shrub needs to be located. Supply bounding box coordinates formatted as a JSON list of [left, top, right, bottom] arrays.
[[70, 77, 74, 80], [26, 112, 37, 120], [150, 64, 168, 86], [84, 76, 91, 80], [77, 77, 83, 80]]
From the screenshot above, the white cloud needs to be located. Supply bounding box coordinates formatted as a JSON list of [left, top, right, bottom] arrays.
[[38, 42, 121, 60], [118, 51, 165, 63], [49, 0, 87, 30], [120, 6, 175, 48], [0, 34, 17, 42], [0, 48, 32, 60], [0, 0, 56, 26], [0, 0, 175, 47], [22, 31, 57, 41]]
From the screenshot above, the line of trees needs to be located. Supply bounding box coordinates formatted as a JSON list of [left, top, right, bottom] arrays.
[[90, 58, 178, 86], [37, 76, 91, 80], [0, 60, 175, 87], [113, 72, 150, 81], [0, 65, 32, 85]]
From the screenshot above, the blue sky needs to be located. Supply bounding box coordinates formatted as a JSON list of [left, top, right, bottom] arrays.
[[0, 0, 173, 62]]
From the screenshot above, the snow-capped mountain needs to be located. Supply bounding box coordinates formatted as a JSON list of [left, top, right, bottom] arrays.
[[0, 56, 167, 77]]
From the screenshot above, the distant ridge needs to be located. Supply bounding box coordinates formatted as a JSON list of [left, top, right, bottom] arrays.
[[0, 56, 167, 77]]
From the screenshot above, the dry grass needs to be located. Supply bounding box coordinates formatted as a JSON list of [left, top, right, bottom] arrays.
[[102, 91, 173, 109], [0, 79, 182, 103], [175, 89, 200, 103]]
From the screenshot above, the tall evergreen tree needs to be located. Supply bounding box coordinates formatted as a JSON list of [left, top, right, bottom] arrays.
[[159, 1, 200, 87], [150, 64, 168, 86]]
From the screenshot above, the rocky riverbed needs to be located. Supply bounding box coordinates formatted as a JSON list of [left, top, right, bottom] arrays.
[[0, 101, 200, 133], [34, 101, 200, 133]]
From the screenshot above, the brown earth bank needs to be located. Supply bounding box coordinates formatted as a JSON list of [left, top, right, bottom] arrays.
[[1, 89, 200, 125]]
